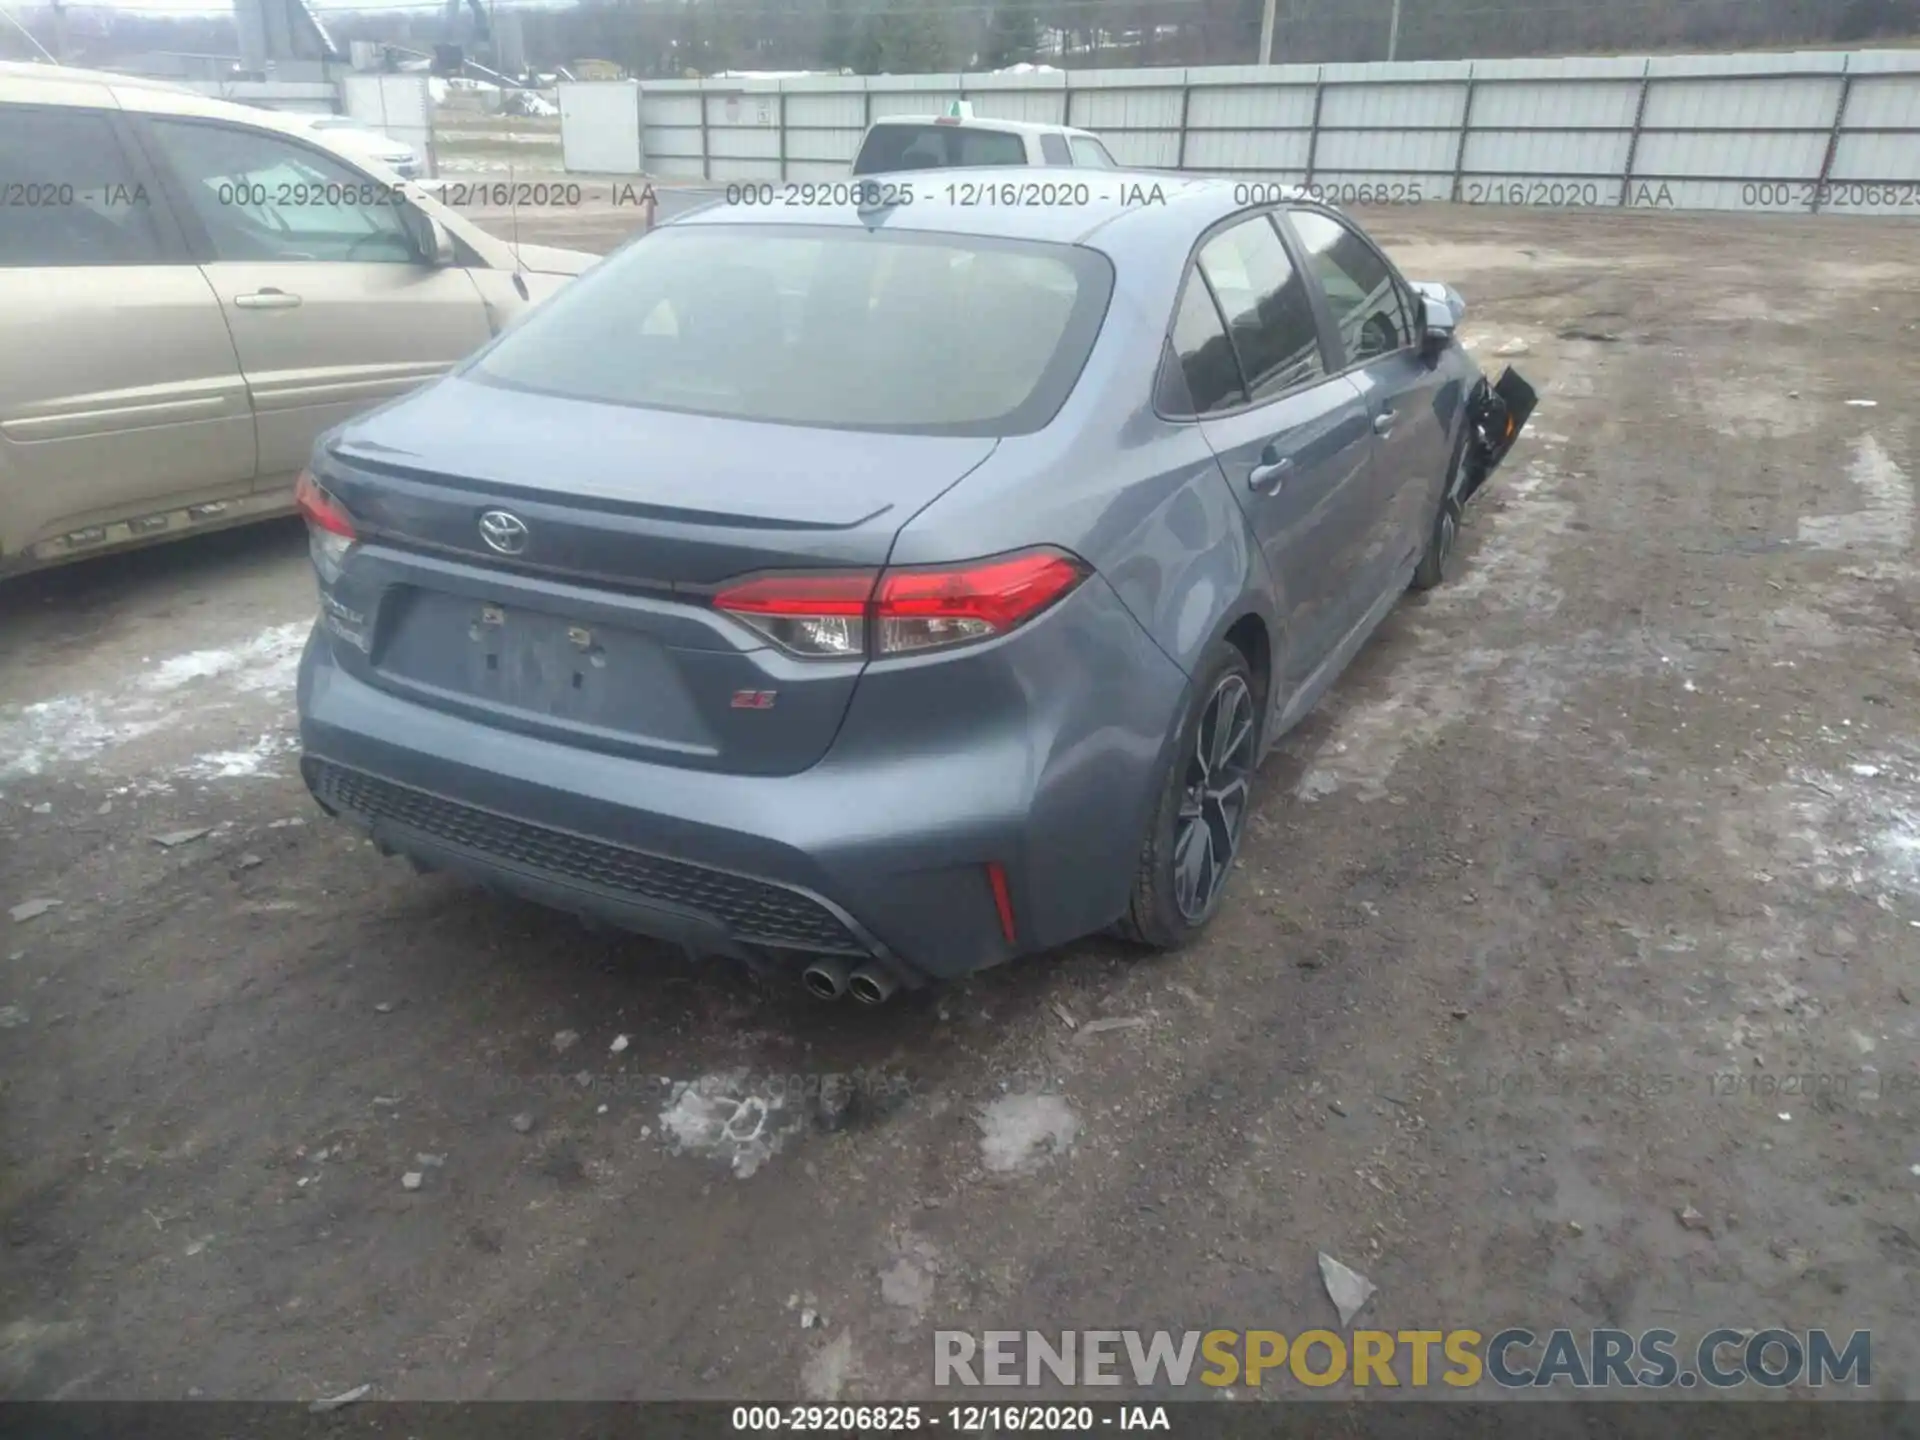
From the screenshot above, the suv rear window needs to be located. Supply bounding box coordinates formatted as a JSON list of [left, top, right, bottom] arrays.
[[468, 224, 1115, 437], [852, 122, 1026, 175]]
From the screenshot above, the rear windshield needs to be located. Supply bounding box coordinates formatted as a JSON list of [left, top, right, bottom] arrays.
[[467, 224, 1114, 437], [852, 122, 1027, 175]]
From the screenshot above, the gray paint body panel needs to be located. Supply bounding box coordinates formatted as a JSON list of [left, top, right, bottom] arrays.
[[296, 169, 1504, 980]]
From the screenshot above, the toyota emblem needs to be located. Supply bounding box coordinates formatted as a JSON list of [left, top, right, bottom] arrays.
[[478, 510, 530, 555]]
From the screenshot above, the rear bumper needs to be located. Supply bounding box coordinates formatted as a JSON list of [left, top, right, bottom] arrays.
[[297, 576, 1189, 983]]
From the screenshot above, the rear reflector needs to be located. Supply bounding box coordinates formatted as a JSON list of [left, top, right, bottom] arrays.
[[985, 861, 1017, 945], [713, 547, 1089, 660]]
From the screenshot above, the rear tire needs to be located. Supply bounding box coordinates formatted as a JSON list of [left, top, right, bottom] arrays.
[[1115, 642, 1259, 952]]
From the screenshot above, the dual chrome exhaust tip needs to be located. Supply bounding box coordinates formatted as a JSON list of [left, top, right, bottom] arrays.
[[802, 957, 900, 1006]]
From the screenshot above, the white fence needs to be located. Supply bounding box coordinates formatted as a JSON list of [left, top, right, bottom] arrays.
[[340, 73, 434, 176], [558, 49, 1920, 215]]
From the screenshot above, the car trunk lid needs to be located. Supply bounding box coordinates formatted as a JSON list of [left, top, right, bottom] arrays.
[[316, 376, 998, 776]]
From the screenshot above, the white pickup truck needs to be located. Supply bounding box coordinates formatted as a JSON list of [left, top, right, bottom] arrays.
[[851, 101, 1121, 175]]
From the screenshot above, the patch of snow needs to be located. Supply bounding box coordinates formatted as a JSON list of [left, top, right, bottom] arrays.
[[0, 620, 310, 783], [658, 1069, 800, 1179], [0, 697, 171, 780], [976, 1093, 1079, 1174], [176, 733, 301, 781], [1784, 753, 1920, 900], [1295, 447, 1586, 801], [1798, 435, 1913, 553], [144, 622, 309, 693]]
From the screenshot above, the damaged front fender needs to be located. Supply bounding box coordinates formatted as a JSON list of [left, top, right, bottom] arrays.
[[1454, 366, 1538, 509]]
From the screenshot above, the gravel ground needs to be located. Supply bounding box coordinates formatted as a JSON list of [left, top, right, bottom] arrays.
[[2, 203, 1918, 1402]]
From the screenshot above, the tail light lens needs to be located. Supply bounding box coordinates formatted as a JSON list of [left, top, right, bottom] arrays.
[[295, 469, 358, 582], [713, 547, 1089, 660], [710, 570, 878, 658], [875, 549, 1087, 655]]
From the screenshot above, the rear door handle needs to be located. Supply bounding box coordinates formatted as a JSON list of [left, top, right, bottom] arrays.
[[234, 289, 302, 310], [1373, 410, 1396, 437], [1248, 455, 1293, 494]]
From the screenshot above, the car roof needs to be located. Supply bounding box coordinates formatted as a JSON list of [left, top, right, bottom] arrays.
[[867, 114, 1100, 139], [0, 61, 383, 148], [0, 58, 202, 102], [672, 166, 1315, 251]]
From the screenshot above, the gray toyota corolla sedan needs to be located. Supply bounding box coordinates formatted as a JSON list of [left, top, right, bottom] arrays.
[[294, 170, 1532, 1005]]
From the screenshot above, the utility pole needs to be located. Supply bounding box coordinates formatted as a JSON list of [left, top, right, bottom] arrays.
[[50, 0, 70, 61], [1257, 0, 1276, 64], [1, 0, 59, 61], [1386, 0, 1401, 60]]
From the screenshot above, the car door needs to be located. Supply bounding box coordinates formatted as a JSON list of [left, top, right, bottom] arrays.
[[1178, 214, 1377, 702], [135, 114, 497, 489], [1283, 207, 1450, 587], [0, 100, 253, 566]]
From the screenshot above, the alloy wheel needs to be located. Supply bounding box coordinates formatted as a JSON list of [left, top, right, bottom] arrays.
[[1173, 673, 1256, 922]]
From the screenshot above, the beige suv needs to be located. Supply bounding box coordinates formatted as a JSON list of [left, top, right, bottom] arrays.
[[0, 61, 600, 576]]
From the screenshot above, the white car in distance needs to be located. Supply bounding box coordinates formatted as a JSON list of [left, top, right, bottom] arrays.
[[851, 100, 1120, 175], [289, 111, 421, 178]]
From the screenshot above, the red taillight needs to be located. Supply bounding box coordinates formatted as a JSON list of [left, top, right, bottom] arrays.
[[713, 569, 878, 659], [294, 469, 356, 539], [712, 548, 1089, 660], [876, 550, 1086, 654], [985, 861, 1017, 945]]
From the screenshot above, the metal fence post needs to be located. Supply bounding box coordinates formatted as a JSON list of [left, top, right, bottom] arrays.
[[1811, 57, 1853, 214], [1449, 65, 1475, 202], [1175, 79, 1192, 172], [1617, 58, 1652, 205], [1303, 66, 1325, 189], [698, 85, 711, 182]]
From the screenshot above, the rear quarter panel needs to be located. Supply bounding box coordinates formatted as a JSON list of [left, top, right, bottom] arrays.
[[883, 220, 1278, 926], [884, 224, 1273, 682]]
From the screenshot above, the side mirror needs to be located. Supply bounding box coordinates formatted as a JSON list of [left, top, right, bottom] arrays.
[[403, 206, 456, 267], [1420, 294, 1456, 355]]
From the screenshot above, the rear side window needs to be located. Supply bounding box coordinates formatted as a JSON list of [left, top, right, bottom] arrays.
[[852, 123, 1027, 175], [1286, 209, 1413, 364], [1039, 133, 1071, 165], [469, 225, 1115, 437], [1159, 277, 1245, 417], [1070, 137, 1117, 168], [0, 105, 164, 267], [1196, 215, 1326, 401]]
